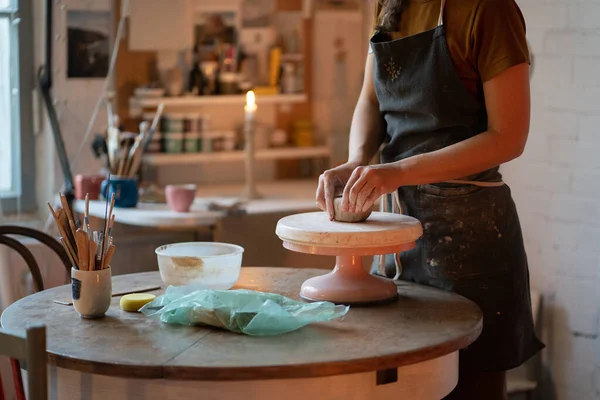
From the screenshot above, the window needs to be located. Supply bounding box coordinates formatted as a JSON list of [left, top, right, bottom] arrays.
[[0, 0, 35, 215]]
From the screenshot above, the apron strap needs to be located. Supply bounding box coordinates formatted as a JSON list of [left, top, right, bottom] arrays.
[[437, 0, 446, 26], [444, 179, 505, 187]]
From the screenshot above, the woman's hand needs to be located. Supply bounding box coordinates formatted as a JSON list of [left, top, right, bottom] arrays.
[[341, 163, 403, 214], [316, 163, 359, 220]]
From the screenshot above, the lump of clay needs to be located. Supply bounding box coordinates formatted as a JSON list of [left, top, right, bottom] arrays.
[[332, 197, 372, 223]]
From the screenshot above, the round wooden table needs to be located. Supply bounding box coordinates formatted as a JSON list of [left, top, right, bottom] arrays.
[[1, 268, 482, 400]]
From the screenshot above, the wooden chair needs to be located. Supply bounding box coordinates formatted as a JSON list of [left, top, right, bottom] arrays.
[[507, 289, 543, 400], [0, 226, 68, 399], [0, 225, 71, 291], [0, 325, 47, 400]]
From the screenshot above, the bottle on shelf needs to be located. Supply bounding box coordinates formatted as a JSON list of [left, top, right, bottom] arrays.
[[188, 45, 205, 96]]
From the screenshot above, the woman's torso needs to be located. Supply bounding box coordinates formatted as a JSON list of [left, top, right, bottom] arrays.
[[372, 0, 530, 105]]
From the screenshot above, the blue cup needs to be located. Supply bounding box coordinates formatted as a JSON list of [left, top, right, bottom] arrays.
[[100, 176, 139, 208]]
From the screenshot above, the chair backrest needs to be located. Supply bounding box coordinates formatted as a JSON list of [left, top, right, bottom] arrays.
[[0, 325, 47, 400], [0, 226, 72, 291]]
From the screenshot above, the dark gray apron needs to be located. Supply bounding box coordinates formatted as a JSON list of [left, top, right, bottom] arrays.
[[369, 0, 544, 371]]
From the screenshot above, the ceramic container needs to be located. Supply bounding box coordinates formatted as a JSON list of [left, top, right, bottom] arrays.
[[146, 136, 163, 153], [163, 113, 185, 133], [164, 133, 185, 153], [165, 184, 197, 212], [101, 176, 139, 208], [185, 113, 201, 133], [71, 267, 112, 319], [184, 133, 201, 153], [155, 242, 244, 289], [75, 174, 104, 200]]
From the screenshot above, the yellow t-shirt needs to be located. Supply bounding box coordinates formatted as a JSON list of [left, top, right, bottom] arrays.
[[370, 0, 530, 104]]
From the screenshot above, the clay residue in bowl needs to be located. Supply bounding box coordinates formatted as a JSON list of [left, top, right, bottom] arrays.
[[171, 256, 205, 269]]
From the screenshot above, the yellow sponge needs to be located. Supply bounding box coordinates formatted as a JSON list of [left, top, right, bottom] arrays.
[[120, 293, 156, 312]]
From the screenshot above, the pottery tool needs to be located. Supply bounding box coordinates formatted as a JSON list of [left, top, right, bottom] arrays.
[[49, 184, 117, 271], [88, 240, 97, 270], [54, 285, 162, 306], [275, 211, 423, 305], [48, 203, 77, 265], [84, 194, 90, 234], [59, 193, 77, 238], [75, 229, 89, 271], [61, 238, 78, 268], [102, 245, 115, 270]]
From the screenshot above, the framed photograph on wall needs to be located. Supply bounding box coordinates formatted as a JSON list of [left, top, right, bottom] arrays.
[[242, 0, 274, 28], [66, 10, 111, 78]]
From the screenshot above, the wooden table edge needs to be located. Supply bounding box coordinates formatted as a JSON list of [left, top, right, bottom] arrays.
[[40, 317, 482, 381], [1, 268, 484, 382]]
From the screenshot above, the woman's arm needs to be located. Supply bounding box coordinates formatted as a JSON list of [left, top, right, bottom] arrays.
[[343, 62, 531, 212], [393, 62, 530, 185], [347, 54, 385, 166], [316, 54, 384, 218]]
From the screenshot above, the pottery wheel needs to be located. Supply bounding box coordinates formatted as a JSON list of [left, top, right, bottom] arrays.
[[275, 211, 423, 305]]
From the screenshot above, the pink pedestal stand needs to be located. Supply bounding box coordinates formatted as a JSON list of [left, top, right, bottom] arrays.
[[275, 211, 423, 305]]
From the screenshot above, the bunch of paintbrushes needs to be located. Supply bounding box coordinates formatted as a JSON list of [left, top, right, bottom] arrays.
[[48, 192, 116, 271], [106, 104, 164, 177]]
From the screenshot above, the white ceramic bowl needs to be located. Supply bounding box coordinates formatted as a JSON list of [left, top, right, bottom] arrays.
[[155, 242, 244, 289]]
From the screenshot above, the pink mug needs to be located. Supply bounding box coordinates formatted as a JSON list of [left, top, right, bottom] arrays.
[[165, 184, 197, 213]]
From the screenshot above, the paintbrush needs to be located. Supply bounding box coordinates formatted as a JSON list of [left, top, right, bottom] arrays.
[[84, 194, 90, 234], [106, 214, 116, 247], [116, 141, 130, 176], [107, 126, 120, 172], [101, 193, 115, 263], [143, 103, 164, 149], [127, 122, 148, 177]]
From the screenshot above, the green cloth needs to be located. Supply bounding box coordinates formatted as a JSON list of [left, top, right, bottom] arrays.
[[140, 285, 349, 336]]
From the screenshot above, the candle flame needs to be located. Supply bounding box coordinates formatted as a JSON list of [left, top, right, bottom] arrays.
[[246, 90, 256, 107]]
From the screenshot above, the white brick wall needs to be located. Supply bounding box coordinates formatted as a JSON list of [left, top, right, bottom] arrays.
[[506, 1, 600, 399]]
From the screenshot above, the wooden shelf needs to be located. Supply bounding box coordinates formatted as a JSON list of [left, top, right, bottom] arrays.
[[130, 93, 308, 108], [142, 146, 330, 166]]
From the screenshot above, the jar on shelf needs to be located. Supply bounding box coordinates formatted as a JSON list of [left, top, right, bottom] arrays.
[[270, 129, 288, 148], [219, 73, 240, 95], [292, 120, 315, 147], [184, 132, 201, 153], [183, 113, 201, 133], [281, 62, 297, 94], [146, 133, 163, 153], [200, 115, 212, 133], [164, 133, 185, 153], [223, 131, 237, 152], [162, 113, 185, 134]]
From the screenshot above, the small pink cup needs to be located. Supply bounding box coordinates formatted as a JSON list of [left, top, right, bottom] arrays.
[[165, 184, 197, 213]]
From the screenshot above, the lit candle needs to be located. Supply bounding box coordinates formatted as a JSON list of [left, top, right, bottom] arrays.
[[244, 90, 257, 122]]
